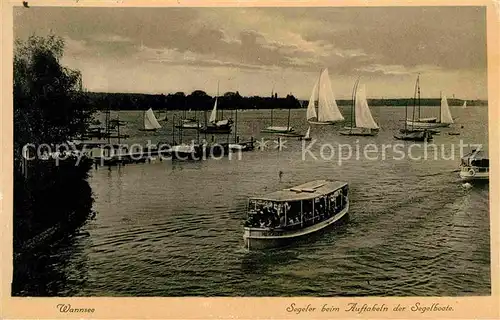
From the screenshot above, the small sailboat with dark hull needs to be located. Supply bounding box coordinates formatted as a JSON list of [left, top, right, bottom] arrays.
[[200, 82, 233, 134], [243, 180, 349, 250]]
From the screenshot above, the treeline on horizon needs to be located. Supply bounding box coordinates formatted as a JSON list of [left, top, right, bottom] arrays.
[[85, 91, 487, 111]]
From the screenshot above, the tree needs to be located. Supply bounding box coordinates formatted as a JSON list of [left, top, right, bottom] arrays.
[[14, 34, 94, 161]]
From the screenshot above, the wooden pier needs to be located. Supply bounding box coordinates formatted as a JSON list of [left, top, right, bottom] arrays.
[[92, 139, 255, 167]]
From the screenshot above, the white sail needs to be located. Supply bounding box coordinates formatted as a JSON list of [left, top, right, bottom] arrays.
[[209, 97, 218, 123], [144, 108, 161, 130], [317, 69, 344, 122], [306, 79, 319, 120], [462, 101, 467, 108], [440, 94, 454, 124], [354, 84, 379, 129], [304, 126, 311, 139]]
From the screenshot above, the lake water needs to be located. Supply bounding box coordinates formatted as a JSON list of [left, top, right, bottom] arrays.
[[14, 106, 491, 296]]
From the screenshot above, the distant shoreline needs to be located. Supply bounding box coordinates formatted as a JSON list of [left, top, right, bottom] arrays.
[[85, 91, 487, 111]]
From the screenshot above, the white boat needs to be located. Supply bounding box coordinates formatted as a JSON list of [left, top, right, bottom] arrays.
[[339, 80, 379, 136], [306, 68, 344, 125], [462, 101, 467, 109], [459, 149, 489, 181], [439, 93, 454, 127], [243, 180, 349, 249], [201, 82, 233, 133], [404, 75, 441, 128], [300, 126, 312, 141], [261, 125, 293, 133], [170, 142, 204, 161], [176, 118, 201, 129], [262, 87, 294, 133], [406, 89, 454, 129], [141, 108, 162, 131]]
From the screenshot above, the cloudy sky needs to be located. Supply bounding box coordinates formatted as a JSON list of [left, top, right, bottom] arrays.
[[14, 6, 487, 99]]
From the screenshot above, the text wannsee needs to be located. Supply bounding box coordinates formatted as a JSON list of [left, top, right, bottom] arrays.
[[286, 302, 454, 314]]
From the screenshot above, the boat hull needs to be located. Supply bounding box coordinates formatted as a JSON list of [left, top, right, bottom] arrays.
[[199, 126, 232, 134], [243, 204, 349, 250], [400, 128, 440, 135], [459, 167, 489, 181], [339, 127, 378, 136], [175, 124, 201, 129], [308, 121, 341, 125], [260, 128, 294, 134], [394, 131, 433, 142], [405, 120, 450, 128]]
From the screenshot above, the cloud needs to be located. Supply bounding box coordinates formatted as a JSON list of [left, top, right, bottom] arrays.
[[14, 6, 488, 99]]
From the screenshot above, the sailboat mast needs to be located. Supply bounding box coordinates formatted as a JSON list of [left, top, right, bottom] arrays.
[[405, 103, 408, 131], [117, 113, 121, 145], [234, 108, 238, 143], [196, 110, 200, 143], [172, 114, 175, 144], [316, 69, 321, 120], [417, 75, 421, 119], [204, 110, 207, 140], [439, 91, 442, 122], [270, 85, 275, 126], [351, 78, 360, 130], [216, 81, 220, 121], [411, 76, 418, 131], [287, 107, 291, 130]]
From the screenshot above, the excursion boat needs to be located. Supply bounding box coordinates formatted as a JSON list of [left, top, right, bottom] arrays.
[[459, 149, 489, 181], [339, 79, 379, 136], [243, 180, 349, 250], [306, 68, 345, 125]]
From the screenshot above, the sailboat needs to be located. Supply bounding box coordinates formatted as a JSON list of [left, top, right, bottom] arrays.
[[261, 108, 294, 133], [438, 93, 454, 127], [306, 68, 344, 125], [200, 82, 233, 134], [339, 80, 379, 136], [300, 126, 312, 141], [462, 100, 467, 109], [394, 103, 433, 142], [395, 77, 433, 141], [140, 108, 162, 131], [404, 75, 437, 127], [261, 87, 294, 133]]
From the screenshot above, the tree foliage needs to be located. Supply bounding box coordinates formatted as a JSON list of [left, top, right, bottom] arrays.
[[14, 34, 94, 161]]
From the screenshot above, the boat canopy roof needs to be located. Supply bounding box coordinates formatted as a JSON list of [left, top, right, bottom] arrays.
[[463, 149, 489, 161], [251, 179, 348, 202]]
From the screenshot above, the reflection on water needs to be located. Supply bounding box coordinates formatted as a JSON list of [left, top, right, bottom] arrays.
[[12, 107, 490, 296]]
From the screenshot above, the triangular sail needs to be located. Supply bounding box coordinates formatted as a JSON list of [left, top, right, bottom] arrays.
[[306, 79, 319, 120], [440, 94, 454, 124], [144, 108, 161, 130], [355, 85, 379, 129], [317, 69, 344, 122], [209, 97, 218, 123], [462, 101, 467, 108]]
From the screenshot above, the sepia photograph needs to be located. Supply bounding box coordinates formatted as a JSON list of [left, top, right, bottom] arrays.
[[2, 1, 499, 318]]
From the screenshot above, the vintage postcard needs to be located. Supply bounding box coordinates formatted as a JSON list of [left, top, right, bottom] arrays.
[[1, 0, 499, 319]]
